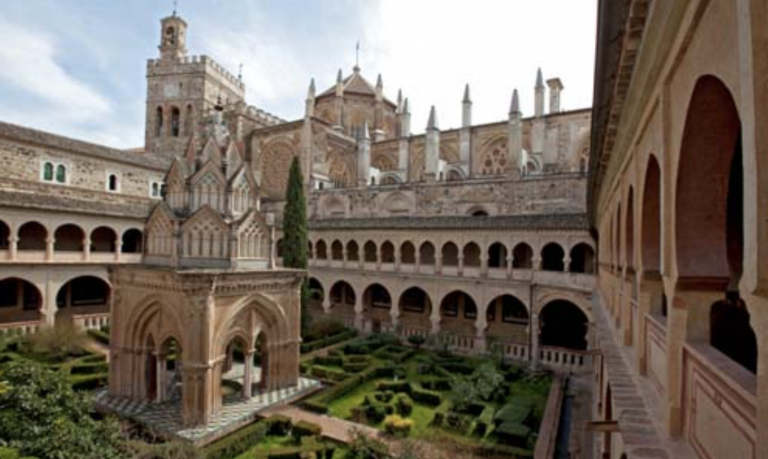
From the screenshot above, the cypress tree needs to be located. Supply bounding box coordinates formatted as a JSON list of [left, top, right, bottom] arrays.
[[282, 156, 310, 335]]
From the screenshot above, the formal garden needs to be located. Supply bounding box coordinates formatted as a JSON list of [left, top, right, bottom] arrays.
[[299, 333, 552, 458]]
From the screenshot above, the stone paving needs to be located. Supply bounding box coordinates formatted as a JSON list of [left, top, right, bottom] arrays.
[[95, 364, 322, 445]]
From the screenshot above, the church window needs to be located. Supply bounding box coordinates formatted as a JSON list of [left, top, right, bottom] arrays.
[[55, 164, 67, 184], [107, 173, 119, 192], [150, 181, 163, 199], [480, 139, 509, 176], [155, 107, 164, 137], [43, 162, 54, 182], [171, 107, 181, 137]]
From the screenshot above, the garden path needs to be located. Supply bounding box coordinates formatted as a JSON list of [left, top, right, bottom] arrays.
[[260, 405, 384, 444]]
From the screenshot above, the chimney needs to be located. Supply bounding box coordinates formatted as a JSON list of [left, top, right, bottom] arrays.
[[547, 78, 564, 113]]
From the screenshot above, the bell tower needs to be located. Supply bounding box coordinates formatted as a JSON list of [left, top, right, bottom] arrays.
[[159, 14, 188, 61]]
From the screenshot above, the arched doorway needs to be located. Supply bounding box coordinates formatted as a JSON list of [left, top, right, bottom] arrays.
[[315, 240, 327, 260], [222, 336, 249, 401], [488, 242, 507, 269], [157, 337, 182, 403], [363, 241, 377, 263], [122, 229, 144, 253], [398, 287, 431, 329], [54, 224, 85, 252], [486, 295, 529, 344], [570, 244, 595, 274], [346, 241, 359, 262], [400, 241, 416, 265], [512, 242, 533, 269], [380, 241, 395, 264], [0, 220, 9, 250], [329, 281, 356, 318], [17, 222, 47, 251], [91, 227, 117, 253], [56, 276, 110, 318], [442, 242, 459, 271], [364, 284, 392, 331], [642, 156, 662, 274], [419, 242, 436, 268], [540, 300, 588, 351], [331, 240, 343, 261], [440, 291, 477, 335], [541, 243, 565, 271], [0, 278, 42, 323]]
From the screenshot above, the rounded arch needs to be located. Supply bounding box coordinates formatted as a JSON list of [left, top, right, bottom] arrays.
[[124, 295, 186, 361], [54, 224, 85, 252], [398, 286, 432, 317], [541, 242, 565, 271], [91, 226, 117, 253], [512, 242, 533, 269], [214, 291, 291, 358], [363, 240, 377, 263], [380, 241, 395, 263], [122, 228, 144, 254], [400, 241, 416, 265], [315, 239, 328, 260], [419, 241, 436, 265], [441, 241, 459, 267], [381, 192, 412, 215], [467, 205, 490, 217], [329, 281, 356, 309], [56, 275, 110, 310], [486, 295, 529, 323], [488, 242, 508, 268], [345, 240, 359, 261], [641, 155, 662, 274], [440, 290, 478, 320], [331, 240, 344, 261], [0, 277, 42, 313], [363, 283, 392, 310], [675, 75, 742, 281], [570, 243, 595, 274], [308, 277, 324, 309], [0, 219, 9, 249], [540, 300, 589, 351], [462, 242, 481, 268]]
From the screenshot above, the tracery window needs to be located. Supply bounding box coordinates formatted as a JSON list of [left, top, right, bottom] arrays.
[[479, 139, 508, 176]]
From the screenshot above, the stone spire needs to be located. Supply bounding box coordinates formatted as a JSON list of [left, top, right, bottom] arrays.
[[375, 74, 383, 102], [401, 98, 411, 137], [508, 88, 523, 177], [427, 105, 439, 131], [509, 89, 521, 116], [305, 78, 316, 118], [358, 122, 371, 185], [535, 68, 545, 117], [547, 78, 564, 113], [335, 69, 344, 97], [462, 84, 472, 128], [396, 89, 403, 113]]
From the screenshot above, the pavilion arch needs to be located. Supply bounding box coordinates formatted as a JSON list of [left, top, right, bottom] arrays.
[[512, 242, 533, 269], [675, 75, 742, 283], [56, 275, 111, 310], [442, 241, 459, 267], [439, 290, 478, 321], [641, 155, 662, 274], [0, 219, 9, 249], [0, 277, 43, 312], [363, 283, 392, 311], [541, 242, 566, 271], [329, 281, 356, 309], [488, 242, 508, 269], [380, 241, 395, 263], [540, 299, 589, 351], [315, 240, 328, 260], [91, 226, 118, 253], [122, 228, 144, 253], [400, 241, 416, 264], [624, 187, 635, 271], [331, 240, 344, 260], [308, 277, 324, 309], [419, 241, 436, 265], [463, 242, 481, 267], [398, 286, 432, 318], [124, 295, 186, 362], [570, 243, 596, 274], [363, 240, 377, 263], [346, 240, 359, 261], [213, 292, 291, 358], [54, 224, 85, 252]]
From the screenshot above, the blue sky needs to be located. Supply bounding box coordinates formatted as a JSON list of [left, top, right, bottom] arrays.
[[0, 0, 597, 149]]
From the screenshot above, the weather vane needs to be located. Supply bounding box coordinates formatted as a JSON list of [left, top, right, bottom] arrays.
[[238, 63, 244, 80], [173, 0, 178, 16], [355, 40, 360, 71]]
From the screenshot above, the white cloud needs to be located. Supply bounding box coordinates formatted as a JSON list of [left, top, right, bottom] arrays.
[[0, 16, 111, 122]]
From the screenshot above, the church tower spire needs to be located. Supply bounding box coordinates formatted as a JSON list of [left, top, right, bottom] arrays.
[[159, 13, 188, 61]]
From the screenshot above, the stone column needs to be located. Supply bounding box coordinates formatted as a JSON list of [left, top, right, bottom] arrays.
[[430, 307, 441, 334], [376, 248, 382, 271], [243, 350, 254, 399], [563, 257, 571, 272], [342, 247, 347, 269], [394, 246, 401, 271], [474, 316, 487, 353], [506, 254, 514, 279], [155, 353, 164, 403], [115, 237, 122, 262], [8, 236, 17, 261], [458, 255, 465, 277], [354, 294, 364, 331], [83, 236, 91, 262], [532, 257, 542, 271], [322, 297, 331, 314], [436, 253, 443, 275], [46, 236, 55, 261], [415, 252, 421, 274], [480, 254, 489, 277], [530, 312, 540, 369]]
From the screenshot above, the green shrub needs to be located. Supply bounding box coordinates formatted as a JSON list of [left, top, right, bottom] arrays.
[[310, 366, 347, 382], [384, 415, 413, 437], [494, 401, 533, 426], [265, 414, 293, 436], [342, 361, 368, 373], [292, 420, 322, 442], [264, 449, 301, 459], [345, 355, 369, 364], [395, 394, 413, 416], [407, 335, 426, 348], [420, 378, 451, 391], [473, 420, 489, 437], [69, 362, 108, 375], [86, 329, 109, 346], [373, 391, 395, 403], [300, 399, 329, 414], [315, 355, 343, 367], [494, 422, 531, 447], [376, 380, 411, 394], [69, 373, 108, 391], [411, 388, 442, 407]]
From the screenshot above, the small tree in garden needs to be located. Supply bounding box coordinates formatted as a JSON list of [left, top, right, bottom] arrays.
[[407, 335, 426, 350], [345, 428, 390, 459], [449, 361, 504, 412], [282, 156, 311, 336]]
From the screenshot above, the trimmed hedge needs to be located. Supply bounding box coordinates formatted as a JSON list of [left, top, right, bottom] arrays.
[[341, 361, 368, 373], [375, 380, 411, 394], [292, 420, 322, 442], [86, 329, 109, 346], [69, 373, 108, 391], [266, 414, 293, 436], [411, 388, 442, 407], [301, 329, 357, 353], [300, 399, 329, 414], [310, 366, 347, 382], [395, 393, 413, 416], [204, 421, 268, 459], [69, 361, 108, 375], [314, 355, 343, 367], [384, 414, 413, 437]]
